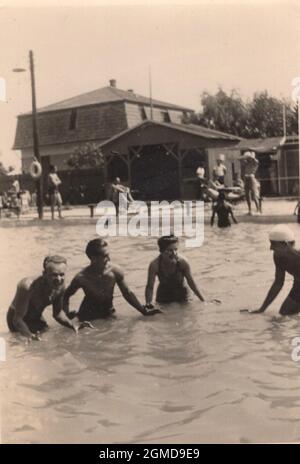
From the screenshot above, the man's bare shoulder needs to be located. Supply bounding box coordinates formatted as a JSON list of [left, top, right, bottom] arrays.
[[17, 276, 38, 292], [149, 256, 159, 270], [177, 255, 190, 268], [75, 266, 91, 278], [110, 263, 124, 277]]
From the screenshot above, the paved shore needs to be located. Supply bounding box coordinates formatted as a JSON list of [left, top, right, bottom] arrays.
[[0, 198, 298, 227]]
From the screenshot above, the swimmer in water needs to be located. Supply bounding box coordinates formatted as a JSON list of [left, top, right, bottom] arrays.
[[145, 235, 206, 305], [210, 191, 238, 228], [63, 238, 161, 321], [6, 256, 88, 342], [246, 225, 300, 315]]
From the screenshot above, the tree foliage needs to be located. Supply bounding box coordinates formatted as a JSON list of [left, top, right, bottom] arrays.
[[67, 142, 104, 169], [189, 88, 298, 138]]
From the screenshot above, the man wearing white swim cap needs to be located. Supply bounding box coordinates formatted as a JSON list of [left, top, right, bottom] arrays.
[[250, 224, 300, 315]]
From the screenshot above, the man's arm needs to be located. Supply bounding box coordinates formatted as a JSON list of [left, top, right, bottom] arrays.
[[251, 266, 285, 313], [229, 207, 238, 224], [145, 261, 157, 306], [112, 184, 126, 193], [210, 206, 216, 226], [12, 279, 37, 339], [53, 293, 79, 331], [181, 259, 205, 302], [63, 276, 81, 314], [115, 267, 161, 316]]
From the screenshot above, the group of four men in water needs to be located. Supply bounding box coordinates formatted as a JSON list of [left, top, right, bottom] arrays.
[[6, 223, 300, 341]]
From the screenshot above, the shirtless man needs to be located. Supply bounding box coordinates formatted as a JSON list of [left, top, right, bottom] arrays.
[[6, 256, 86, 341], [240, 151, 260, 215], [110, 177, 134, 215], [63, 238, 161, 320], [48, 165, 63, 220], [145, 235, 206, 305], [245, 225, 300, 315]]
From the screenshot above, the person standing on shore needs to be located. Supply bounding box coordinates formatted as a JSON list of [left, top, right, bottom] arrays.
[[213, 155, 227, 185], [240, 151, 260, 215], [48, 165, 63, 220]]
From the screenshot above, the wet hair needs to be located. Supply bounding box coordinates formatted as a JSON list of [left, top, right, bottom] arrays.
[[43, 255, 67, 270], [158, 235, 178, 253], [85, 238, 108, 258]]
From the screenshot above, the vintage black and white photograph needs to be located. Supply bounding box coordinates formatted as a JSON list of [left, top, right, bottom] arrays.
[[0, 0, 300, 445]]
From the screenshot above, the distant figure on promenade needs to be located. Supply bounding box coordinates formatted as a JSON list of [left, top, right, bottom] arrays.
[[243, 225, 300, 315], [210, 191, 238, 228], [6, 256, 89, 341], [63, 238, 161, 321], [294, 198, 300, 224], [12, 177, 20, 194], [240, 151, 260, 215], [48, 165, 63, 220], [145, 235, 206, 305], [110, 177, 134, 215], [213, 154, 227, 185], [196, 162, 206, 200]]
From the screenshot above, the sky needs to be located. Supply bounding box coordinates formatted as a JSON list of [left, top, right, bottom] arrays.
[[0, 0, 300, 169]]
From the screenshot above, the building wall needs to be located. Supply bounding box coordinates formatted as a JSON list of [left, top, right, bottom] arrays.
[[124, 102, 186, 127], [279, 147, 299, 195], [101, 124, 239, 199], [14, 102, 127, 149], [101, 124, 237, 155], [21, 140, 108, 173]]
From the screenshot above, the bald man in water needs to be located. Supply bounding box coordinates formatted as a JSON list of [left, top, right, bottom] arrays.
[[6, 256, 90, 341]]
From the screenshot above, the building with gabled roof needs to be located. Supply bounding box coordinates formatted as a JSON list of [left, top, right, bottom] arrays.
[[13, 79, 242, 202]]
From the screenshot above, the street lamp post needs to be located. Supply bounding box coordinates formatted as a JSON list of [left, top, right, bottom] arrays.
[[13, 50, 43, 219]]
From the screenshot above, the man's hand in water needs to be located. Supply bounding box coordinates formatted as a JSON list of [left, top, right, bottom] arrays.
[[203, 299, 222, 305], [27, 332, 42, 343], [240, 308, 264, 314], [142, 304, 163, 316], [72, 321, 95, 333]]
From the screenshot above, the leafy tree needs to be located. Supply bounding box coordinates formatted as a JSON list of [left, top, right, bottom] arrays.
[[67, 142, 104, 169], [190, 88, 298, 138]]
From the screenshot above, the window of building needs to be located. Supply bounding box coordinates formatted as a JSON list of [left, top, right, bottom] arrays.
[[69, 108, 78, 130], [139, 106, 147, 121], [161, 110, 171, 123]]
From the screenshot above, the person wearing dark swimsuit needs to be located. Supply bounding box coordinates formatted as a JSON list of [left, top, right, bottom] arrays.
[[145, 235, 206, 305], [63, 238, 162, 321], [211, 192, 238, 228]]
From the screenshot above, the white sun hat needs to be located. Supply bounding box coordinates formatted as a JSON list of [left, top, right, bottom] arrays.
[[242, 150, 256, 159], [269, 224, 295, 242], [217, 154, 225, 161]]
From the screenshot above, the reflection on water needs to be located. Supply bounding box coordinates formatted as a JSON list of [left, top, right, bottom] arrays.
[[1, 223, 300, 443]]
